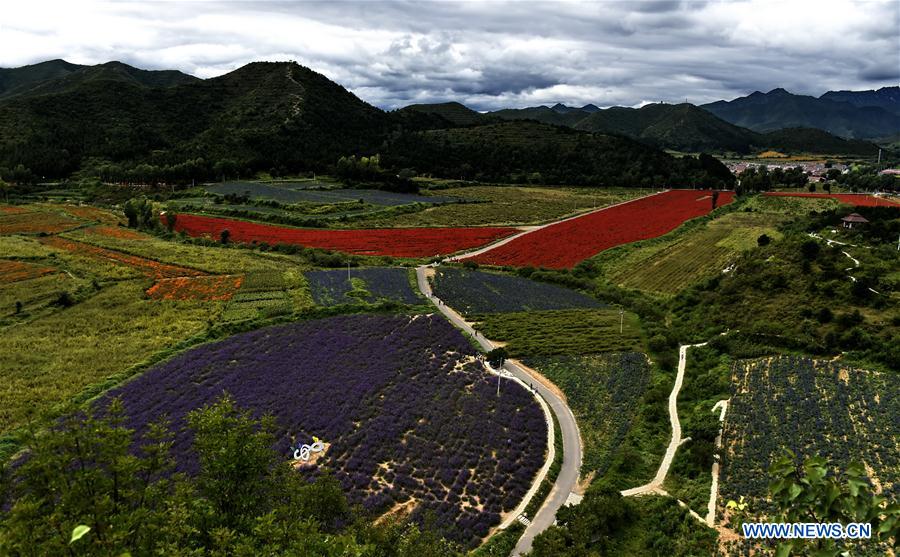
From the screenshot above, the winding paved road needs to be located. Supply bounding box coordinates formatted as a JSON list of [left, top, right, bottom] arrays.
[[416, 266, 583, 556]]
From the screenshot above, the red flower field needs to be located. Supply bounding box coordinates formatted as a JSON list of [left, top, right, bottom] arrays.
[[469, 189, 735, 269], [168, 214, 516, 257], [763, 192, 900, 207]]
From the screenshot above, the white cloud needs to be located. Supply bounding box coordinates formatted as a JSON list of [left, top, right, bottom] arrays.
[[0, 0, 896, 110]]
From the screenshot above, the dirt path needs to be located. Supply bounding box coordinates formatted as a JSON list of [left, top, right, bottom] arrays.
[[706, 399, 729, 526], [621, 342, 707, 497], [450, 191, 663, 262]]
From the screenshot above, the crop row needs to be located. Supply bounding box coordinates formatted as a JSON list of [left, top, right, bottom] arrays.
[[0, 260, 57, 284], [524, 352, 651, 475], [470, 189, 735, 268], [0, 210, 83, 234], [306, 267, 422, 306], [719, 356, 900, 520], [146, 275, 244, 301], [40, 236, 204, 280], [96, 314, 546, 547], [168, 213, 516, 258], [431, 268, 603, 314], [472, 308, 643, 357]]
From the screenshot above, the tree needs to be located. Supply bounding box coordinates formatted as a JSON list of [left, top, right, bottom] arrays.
[[0, 178, 9, 202], [808, 182, 817, 192], [711, 190, 720, 210], [800, 240, 821, 260], [220, 229, 231, 244], [163, 210, 177, 232], [123, 197, 156, 229], [757, 234, 771, 247], [766, 451, 899, 556], [486, 347, 508, 368]]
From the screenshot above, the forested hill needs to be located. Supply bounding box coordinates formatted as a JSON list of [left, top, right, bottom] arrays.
[[486, 101, 879, 155], [382, 120, 735, 188], [0, 60, 391, 177], [0, 59, 736, 188]]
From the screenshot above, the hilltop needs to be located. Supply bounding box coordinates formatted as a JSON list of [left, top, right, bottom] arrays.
[[701, 88, 900, 139]]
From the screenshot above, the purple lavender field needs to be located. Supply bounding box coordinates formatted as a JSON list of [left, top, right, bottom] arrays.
[[98, 313, 546, 546]]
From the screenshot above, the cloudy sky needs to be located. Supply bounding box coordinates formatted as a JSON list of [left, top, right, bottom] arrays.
[[1, 1, 898, 110]]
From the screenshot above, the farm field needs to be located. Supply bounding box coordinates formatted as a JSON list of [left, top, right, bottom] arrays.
[[430, 267, 603, 313], [523, 353, 658, 482], [0, 259, 56, 283], [469, 189, 735, 268], [0, 280, 213, 434], [96, 314, 547, 548], [305, 267, 422, 306], [601, 211, 785, 295], [352, 186, 646, 227], [206, 181, 459, 206], [763, 191, 900, 207], [0, 208, 83, 234], [169, 213, 517, 257], [719, 356, 900, 516], [471, 308, 643, 357]]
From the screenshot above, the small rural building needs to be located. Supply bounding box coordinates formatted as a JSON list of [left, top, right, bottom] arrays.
[[841, 213, 869, 229]]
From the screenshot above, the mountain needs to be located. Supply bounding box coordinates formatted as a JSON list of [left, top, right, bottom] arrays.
[[490, 105, 589, 127], [574, 103, 756, 153], [400, 102, 484, 126], [0, 60, 389, 176], [0, 59, 197, 100], [0, 59, 84, 99], [701, 88, 900, 139], [492, 100, 878, 155], [820, 86, 900, 117], [382, 119, 734, 188]]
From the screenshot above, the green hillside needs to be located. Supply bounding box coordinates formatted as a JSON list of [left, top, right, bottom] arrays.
[[574, 103, 755, 153], [401, 101, 484, 126]]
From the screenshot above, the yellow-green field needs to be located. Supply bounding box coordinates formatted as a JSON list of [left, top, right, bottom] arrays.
[[604, 211, 786, 295], [0, 203, 317, 436], [471, 308, 643, 357], [348, 185, 647, 227]]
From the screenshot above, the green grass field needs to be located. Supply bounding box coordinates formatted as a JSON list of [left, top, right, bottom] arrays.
[[471, 308, 643, 357], [604, 211, 785, 295], [349, 186, 646, 227]]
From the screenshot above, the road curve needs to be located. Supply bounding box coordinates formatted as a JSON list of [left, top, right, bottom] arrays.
[[416, 266, 583, 556]]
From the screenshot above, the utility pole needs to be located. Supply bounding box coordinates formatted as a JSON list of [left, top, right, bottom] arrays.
[[620, 309, 625, 334], [347, 261, 351, 281], [497, 370, 501, 397]]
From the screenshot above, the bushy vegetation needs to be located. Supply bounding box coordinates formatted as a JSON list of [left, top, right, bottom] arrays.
[[528, 485, 718, 556], [471, 309, 643, 357], [0, 396, 462, 556], [524, 353, 664, 486]]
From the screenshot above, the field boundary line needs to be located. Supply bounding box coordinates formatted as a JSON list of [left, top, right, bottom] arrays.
[[450, 190, 666, 262]]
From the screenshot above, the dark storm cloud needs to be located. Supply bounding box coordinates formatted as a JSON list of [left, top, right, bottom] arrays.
[[1, 1, 897, 111]]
